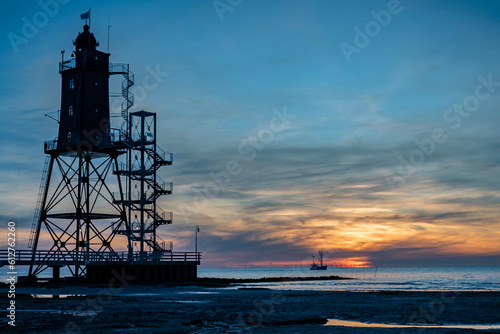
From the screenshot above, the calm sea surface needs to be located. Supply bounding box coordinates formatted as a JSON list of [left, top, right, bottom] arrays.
[[198, 267, 500, 291], [2, 266, 499, 291]]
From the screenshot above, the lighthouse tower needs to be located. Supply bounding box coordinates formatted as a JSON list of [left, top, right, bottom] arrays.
[[57, 24, 111, 152], [25, 23, 200, 282]]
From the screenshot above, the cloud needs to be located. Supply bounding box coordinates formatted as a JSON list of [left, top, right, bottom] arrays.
[[2, 0, 500, 268]]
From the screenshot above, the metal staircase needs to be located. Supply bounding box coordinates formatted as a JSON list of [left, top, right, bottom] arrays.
[[115, 111, 173, 255], [144, 236, 173, 260], [121, 69, 134, 119], [28, 156, 51, 249], [145, 145, 173, 171], [146, 206, 173, 228], [108, 63, 134, 120], [145, 239, 164, 252], [145, 176, 172, 201]]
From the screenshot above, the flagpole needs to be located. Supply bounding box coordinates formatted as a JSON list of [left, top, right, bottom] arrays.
[[107, 21, 111, 53], [89, 7, 91, 28], [80, 10, 91, 26]]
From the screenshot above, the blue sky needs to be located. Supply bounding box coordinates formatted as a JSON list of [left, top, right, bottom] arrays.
[[1, 0, 500, 267]]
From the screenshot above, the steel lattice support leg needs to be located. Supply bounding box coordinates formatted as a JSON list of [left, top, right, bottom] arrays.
[[28, 152, 127, 279]]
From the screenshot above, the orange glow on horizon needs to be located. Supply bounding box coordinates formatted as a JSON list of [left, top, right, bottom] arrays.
[[247, 256, 372, 268]]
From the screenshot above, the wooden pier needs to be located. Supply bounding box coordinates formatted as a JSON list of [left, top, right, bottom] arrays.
[[0, 249, 201, 283]]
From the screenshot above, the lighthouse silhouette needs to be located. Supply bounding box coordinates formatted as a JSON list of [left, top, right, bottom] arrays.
[[58, 24, 111, 152], [25, 22, 200, 283]]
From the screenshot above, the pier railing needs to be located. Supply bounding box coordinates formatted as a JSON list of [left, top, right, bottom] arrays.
[[0, 249, 201, 266]]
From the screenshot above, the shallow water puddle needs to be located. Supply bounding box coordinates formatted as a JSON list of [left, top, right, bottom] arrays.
[[326, 319, 500, 330], [17, 310, 100, 316], [176, 291, 218, 295], [31, 294, 87, 298]]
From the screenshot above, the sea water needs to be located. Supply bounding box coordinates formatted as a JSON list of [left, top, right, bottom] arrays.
[[198, 266, 500, 291], [1, 266, 499, 291]]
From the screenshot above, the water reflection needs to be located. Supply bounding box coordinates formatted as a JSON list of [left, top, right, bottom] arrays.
[[31, 294, 86, 299], [326, 319, 500, 330]]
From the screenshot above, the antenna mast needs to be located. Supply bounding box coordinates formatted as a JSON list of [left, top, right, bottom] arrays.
[[107, 21, 111, 53]]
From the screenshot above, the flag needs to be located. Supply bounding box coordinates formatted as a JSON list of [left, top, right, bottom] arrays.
[[80, 11, 90, 20]]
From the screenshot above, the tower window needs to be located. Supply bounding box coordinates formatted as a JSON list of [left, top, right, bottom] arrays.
[[67, 132, 72, 142], [95, 82, 98, 86], [95, 108, 98, 113], [69, 105, 73, 116], [69, 79, 74, 89]]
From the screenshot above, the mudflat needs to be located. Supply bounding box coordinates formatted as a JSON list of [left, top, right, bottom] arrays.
[[3, 284, 500, 333]]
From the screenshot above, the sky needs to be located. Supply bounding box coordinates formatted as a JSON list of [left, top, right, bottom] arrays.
[[1, 0, 499, 268]]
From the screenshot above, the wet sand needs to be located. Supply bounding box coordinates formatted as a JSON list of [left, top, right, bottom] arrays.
[[3, 284, 500, 333]]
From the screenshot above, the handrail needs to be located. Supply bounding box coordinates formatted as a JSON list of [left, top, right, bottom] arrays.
[[154, 175, 173, 193], [164, 152, 173, 163], [113, 191, 155, 203], [164, 181, 173, 193], [109, 63, 128, 74], [109, 128, 123, 143], [60, 61, 131, 74], [59, 58, 75, 71], [155, 205, 173, 222], [155, 145, 166, 160], [44, 138, 58, 152], [0, 249, 201, 265]]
